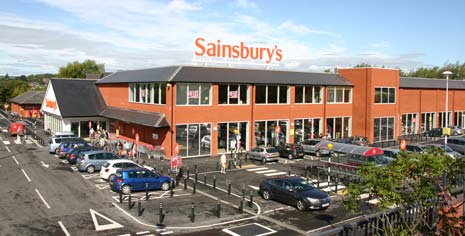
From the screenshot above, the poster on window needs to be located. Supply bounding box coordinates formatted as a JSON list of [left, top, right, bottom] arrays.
[[188, 90, 199, 98], [228, 90, 238, 98]]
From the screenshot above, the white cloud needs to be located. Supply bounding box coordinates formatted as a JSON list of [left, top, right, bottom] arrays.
[[369, 41, 390, 49], [233, 0, 259, 11]]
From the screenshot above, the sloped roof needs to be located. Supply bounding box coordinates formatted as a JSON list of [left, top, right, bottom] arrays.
[[10, 91, 45, 105], [96, 65, 352, 86], [50, 79, 106, 118], [100, 106, 169, 127], [400, 77, 465, 90]]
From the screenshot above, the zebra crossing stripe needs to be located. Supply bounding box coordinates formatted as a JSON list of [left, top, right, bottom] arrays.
[[256, 170, 277, 174], [247, 167, 268, 171], [264, 172, 287, 176]]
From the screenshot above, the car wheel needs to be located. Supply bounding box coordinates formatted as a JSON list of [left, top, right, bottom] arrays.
[[161, 182, 170, 191], [296, 200, 306, 211], [315, 150, 320, 157], [262, 190, 271, 200], [121, 185, 131, 195], [86, 165, 95, 174], [55, 148, 60, 154], [261, 157, 266, 165], [288, 154, 294, 160], [108, 174, 115, 182]]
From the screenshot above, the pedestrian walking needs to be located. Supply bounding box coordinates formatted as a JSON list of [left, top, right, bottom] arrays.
[[220, 153, 227, 174]]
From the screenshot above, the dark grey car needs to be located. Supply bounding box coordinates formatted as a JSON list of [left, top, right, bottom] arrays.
[[447, 137, 465, 154]]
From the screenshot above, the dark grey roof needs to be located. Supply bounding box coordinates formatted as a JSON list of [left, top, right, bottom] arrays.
[[10, 91, 45, 105], [400, 77, 465, 90], [50, 79, 106, 118], [100, 106, 169, 127], [97, 65, 352, 86]]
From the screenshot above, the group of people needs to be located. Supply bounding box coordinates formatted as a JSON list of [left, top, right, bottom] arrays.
[[89, 127, 110, 148]]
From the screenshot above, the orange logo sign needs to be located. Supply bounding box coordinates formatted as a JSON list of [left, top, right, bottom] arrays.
[[194, 37, 283, 64], [45, 99, 57, 110]]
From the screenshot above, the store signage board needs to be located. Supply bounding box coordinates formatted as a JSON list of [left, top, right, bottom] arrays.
[[41, 82, 61, 116], [193, 37, 283, 66]]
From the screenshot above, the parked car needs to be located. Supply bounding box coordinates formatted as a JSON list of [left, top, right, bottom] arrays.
[[382, 148, 401, 159], [110, 168, 171, 194], [448, 126, 465, 136], [299, 139, 329, 157], [76, 150, 121, 173], [48, 136, 79, 154], [8, 122, 24, 136], [258, 177, 330, 211], [348, 136, 369, 146], [447, 137, 465, 154], [100, 160, 155, 181], [423, 144, 462, 158], [422, 128, 442, 138], [57, 140, 88, 157], [245, 146, 280, 163], [275, 143, 305, 160], [67, 146, 101, 164]]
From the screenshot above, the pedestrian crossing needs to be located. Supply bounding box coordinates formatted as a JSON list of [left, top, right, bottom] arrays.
[[246, 167, 288, 177], [3, 139, 34, 145]]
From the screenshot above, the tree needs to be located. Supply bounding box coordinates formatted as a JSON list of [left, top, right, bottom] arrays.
[[5, 73, 9, 79], [0, 80, 30, 103], [57, 59, 105, 78], [402, 62, 465, 80], [344, 150, 465, 235], [324, 69, 331, 73], [354, 63, 372, 68]]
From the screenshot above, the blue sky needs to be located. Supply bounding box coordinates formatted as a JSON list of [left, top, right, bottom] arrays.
[[0, 0, 464, 75]]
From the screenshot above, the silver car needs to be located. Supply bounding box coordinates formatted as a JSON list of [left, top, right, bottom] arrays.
[[424, 144, 462, 158], [245, 146, 280, 163], [448, 126, 465, 136], [76, 150, 121, 173], [47, 136, 79, 154], [300, 139, 330, 157]]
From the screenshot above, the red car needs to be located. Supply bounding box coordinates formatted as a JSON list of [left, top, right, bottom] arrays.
[[8, 122, 24, 136]]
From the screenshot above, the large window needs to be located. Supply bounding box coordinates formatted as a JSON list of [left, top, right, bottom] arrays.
[[455, 111, 465, 127], [326, 117, 351, 139], [255, 85, 289, 104], [129, 83, 166, 104], [374, 117, 395, 142], [295, 86, 322, 104], [219, 84, 248, 104], [294, 118, 322, 143], [421, 112, 436, 132], [254, 120, 288, 146], [401, 113, 418, 135], [176, 123, 211, 157], [438, 112, 452, 127], [327, 87, 352, 103], [374, 87, 395, 104], [176, 83, 211, 105], [217, 122, 248, 153]]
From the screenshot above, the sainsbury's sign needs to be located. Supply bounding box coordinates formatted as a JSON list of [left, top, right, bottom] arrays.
[[194, 37, 283, 64]]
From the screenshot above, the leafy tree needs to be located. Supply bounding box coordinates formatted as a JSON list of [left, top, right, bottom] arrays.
[[0, 80, 31, 103], [402, 62, 465, 80], [5, 73, 9, 79], [354, 63, 372, 68], [344, 150, 465, 235], [324, 69, 331, 73], [57, 59, 105, 78]]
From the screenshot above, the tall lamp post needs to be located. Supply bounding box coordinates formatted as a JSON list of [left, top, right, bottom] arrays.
[[443, 71, 452, 146]]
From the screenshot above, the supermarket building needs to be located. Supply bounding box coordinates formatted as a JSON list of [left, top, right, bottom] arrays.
[[41, 66, 465, 158]]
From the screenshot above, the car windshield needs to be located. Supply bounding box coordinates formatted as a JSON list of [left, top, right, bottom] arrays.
[[102, 162, 110, 168], [266, 147, 278, 153], [291, 180, 314, 191]]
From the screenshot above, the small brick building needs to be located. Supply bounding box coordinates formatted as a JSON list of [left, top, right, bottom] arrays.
[[10, 91, 46, 118]]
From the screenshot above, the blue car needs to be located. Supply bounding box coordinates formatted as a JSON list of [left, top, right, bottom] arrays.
[[58, 140, 87, 157], [258, 177, 330, 210], [110, 168, 172, 194]]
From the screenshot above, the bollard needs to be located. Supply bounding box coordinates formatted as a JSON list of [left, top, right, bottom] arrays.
[[183, 177, 187, 190], [170, 180, 174, 198], [175, 175, 180, 187], [187, 167, 190, 178], [228, 160, 232, 169], [288, 167, 291, 176], [227, 180, 231, 195], [242, 184, 245, 198], [195, 172, 198, 183], [304, 165, 308, 178], [239, 158, 242, 168], [204, 174, 207, 184], [128, 194, 132, 209], [191, 202, 195, 223], [145, 182, 149, 200], [216, 162, 219, 171], [119, 191, 123, 204], [194, 164, 198, 172], [193, 181, 196, 194], [159, 202, 164, 225], [213, 175, 216, 189], [239, 198, 244, 213], [137, 197, 142, 216], [217, 200, 221, 218], [249, 190, 254, 208]]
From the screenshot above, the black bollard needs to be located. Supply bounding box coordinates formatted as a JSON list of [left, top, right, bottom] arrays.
[[119, 191, 123, 204], [213, 175, 216, 189], [195, 172, 198, 183], [128, 194, 132, 209], [159, 202, 164, 225], [239, 198, 244, 213], [249, 190, 254, 208], [175, 175, 180, 187], [170, 180, 174, 198], [227, 180, 231, 195], [242, 184, 245, 198], [186, 167, 190, 178], [145, 182, 149, 200], [288, 167, 291, 176], [203, 174, 207, 184], [228, 160, 232, 169], [191, 202, 195, 223], [216, 162, 219, 171], [194, 164, 198, 172], [183, 176, 187, 190], [137, 198, 142, 216], [193, 181, 196, 194], [239, 158, 242, 168], [217, 200, 221, 218]]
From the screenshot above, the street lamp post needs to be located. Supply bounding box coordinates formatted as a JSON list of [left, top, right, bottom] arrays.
[[443, 71, 452, 147]]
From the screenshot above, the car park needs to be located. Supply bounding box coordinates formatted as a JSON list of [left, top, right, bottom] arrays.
[[446, 137, 465, 154], [100, 159, 154, 181], [67, 146, 101, 164], [48, 136, 80, 154], [299, 139, 329, 157], [275, 143, 305, 160], [245, 146, 280, 163], [76, 150, 121, 173], [258, 177, 330, 211], [110, 168, 171, 194]]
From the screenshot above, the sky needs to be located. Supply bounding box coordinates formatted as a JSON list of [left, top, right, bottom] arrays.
[[0, 0, 464, 75]]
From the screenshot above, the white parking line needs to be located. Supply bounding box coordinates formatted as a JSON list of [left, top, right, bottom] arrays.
[[12, 155, 19, 165], [5, 145, 10, 152], [3, 140, 10, 145], [264, 172, 287, 176], [247, 167, 268, 171], [255, 170, 277, 174], [136, 231, 150, 235], [160, 231, 173, 235], [248, 185, 259, 190], [70, 166, 78, 171], [21, 169, 31, 182], [35, 189, 51, 209], [58, 221, 71, 236]]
